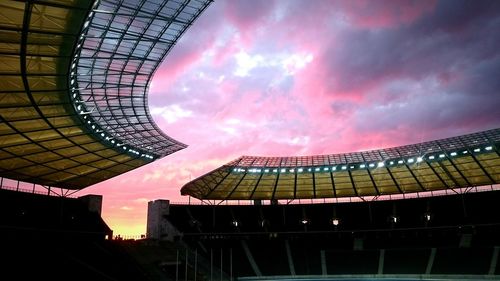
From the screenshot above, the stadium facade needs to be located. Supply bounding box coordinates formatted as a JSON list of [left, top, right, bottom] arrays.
[[0, 0, 210, 190]]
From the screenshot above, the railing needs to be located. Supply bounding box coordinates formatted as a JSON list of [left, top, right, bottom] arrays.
[[0, 178, 78, 198], [170, 184, 500, 206]]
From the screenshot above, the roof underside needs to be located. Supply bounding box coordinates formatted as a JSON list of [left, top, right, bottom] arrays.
[[0, 0, 210, 190], [181, 128, 500, 200]]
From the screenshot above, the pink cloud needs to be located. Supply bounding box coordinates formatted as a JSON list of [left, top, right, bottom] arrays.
[[81, 0, 500, 237], [341, 0, 437, 28]]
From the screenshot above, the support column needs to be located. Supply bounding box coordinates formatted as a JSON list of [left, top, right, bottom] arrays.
[[489, 246, 499, 275], [241, 240, 261, 276], [285, 240, 296, 276], [425, 248, 436, 274], [320, 250, 327, 276], [378, 249, 385, 274]]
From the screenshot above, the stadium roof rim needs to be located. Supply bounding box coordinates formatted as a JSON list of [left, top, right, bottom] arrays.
[[0, 0, 211, 189], [233, 127, 500, 161], [181, 128, 500, 200]]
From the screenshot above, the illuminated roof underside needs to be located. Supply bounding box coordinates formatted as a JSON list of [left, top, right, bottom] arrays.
[[182, 128, 500, 200], [0, 0, 210, 189]]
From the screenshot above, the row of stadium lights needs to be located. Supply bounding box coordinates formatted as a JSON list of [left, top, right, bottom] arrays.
[[232, 146, 494, 174], [230, 213, 432, 228], [69, 1, 154, 161]]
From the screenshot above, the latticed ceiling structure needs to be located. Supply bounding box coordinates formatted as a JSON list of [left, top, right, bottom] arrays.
[[0, 0, 211, 189], [181, 128, 500, 200]]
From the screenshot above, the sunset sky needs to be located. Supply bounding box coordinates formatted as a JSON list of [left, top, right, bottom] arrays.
[[81, 0, 500, 236]]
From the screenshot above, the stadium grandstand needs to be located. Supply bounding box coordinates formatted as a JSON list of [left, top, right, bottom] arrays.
[[0, 0, 211, 280], [152, 128, 500, 281]]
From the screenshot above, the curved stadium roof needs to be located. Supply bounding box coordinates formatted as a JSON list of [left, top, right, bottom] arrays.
[[0, 0, 210, 189], [181, 128, 500, 200]]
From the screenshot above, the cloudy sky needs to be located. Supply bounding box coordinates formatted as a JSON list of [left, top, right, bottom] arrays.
[[81, 0, 500, 236]]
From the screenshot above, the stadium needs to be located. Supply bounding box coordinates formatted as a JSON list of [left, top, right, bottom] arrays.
[[0, 0, 499, 280]]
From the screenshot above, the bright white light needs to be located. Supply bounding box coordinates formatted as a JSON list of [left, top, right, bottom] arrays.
[[273, 169, 278, 173], [429, 155, 435, 160], [83, 20, 89, 28], [439, 154, 445, 158], [424, 214, 431, 221], [234, 51, 263, 77], [264, 169, 270, 173], [350, 165, 355, 169], [308, 168, 312, 172], [450, 152, 457, 156], [360, 164, 366, 168], [417, 157, 423, 162], [341, 166, 347, 170], [281, 168, 286, 173], [407, 158, 414, 163], [377, 162, 384, 167], [77, 105, 81, 110], [315, 167, 320, 172], [398, 160, 404, 164], [474, 148, 480, 152], [331, 218, 340, 226], [485, 146, 493, 151], [332, 167, 337, 171], [111, 140, 115, 144], [389, 161, 394, 165], [289, 169, 295, 173], [232, 220, 239, 227], [100, 133, 104, 137], [369, 163, 375, 168], [301, 219, 309, 225], [462, 150, 468, 154], [323, 167, 329, 171], [298, 168, 303, 173]]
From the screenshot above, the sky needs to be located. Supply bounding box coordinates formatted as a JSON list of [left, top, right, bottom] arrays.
[[81, 0, 500, 237]]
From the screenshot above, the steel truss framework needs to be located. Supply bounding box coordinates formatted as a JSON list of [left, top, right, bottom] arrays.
[[181, 128, 500, 200], [0, 0, 210, 190]]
